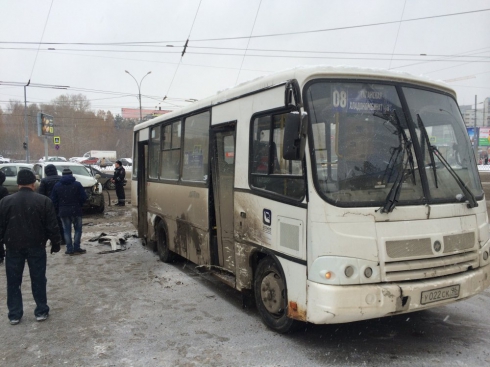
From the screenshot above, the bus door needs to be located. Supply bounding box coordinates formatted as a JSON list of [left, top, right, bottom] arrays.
[[137, 141, 148, 240], [210, 124, 236, 274]]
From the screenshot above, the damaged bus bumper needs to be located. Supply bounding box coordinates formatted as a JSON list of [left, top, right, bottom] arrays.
[[306, 264, 490, 324]]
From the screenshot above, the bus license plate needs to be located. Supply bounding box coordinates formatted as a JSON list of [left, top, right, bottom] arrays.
[[420, 285, 460, 305]]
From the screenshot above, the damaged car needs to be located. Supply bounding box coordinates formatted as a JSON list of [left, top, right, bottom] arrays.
[[33, 162, 105, 213]]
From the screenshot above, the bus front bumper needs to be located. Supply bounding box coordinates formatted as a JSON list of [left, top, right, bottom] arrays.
[[306, 265, 490, 324]]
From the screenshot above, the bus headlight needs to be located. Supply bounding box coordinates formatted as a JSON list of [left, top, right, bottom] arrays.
[[364, 267, 373, 278], [344, 266, 355, 278], [310, 256, 380, 285], [480, 239, 490, 267]]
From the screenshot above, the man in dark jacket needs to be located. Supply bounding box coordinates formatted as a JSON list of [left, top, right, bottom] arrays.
[[0, 169, 61, 325], [38, 164, 64, 243], [111, 160, 126, 206], [0, 171, 8, 200], [50, 169, 87, 255]]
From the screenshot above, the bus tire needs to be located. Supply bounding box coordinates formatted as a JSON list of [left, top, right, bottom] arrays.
[[254, 257, 300, 333], [156, 221, 173, 263]]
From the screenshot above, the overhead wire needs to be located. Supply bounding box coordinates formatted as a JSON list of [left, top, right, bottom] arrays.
[[235, 0, 263, 85], [29, 0, 55, 81], [1, 8, 488, 45], [186, 46, 490, 59], [388, 0, 407, 70], [389, 47, 490, 70], [2, 7, 488, 113], [164, 0, 203, 100], [189, 7, 490, 42], [35, 50, 275, 74], [2, 46, 489, 64]]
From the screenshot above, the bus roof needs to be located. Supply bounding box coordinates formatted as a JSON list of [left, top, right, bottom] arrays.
[[134, 65, 456, 132]]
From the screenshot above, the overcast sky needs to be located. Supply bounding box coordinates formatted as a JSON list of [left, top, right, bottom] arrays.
[[0, 0, 489, 116]]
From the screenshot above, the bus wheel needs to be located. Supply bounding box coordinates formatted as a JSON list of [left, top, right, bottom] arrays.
[[254, 257, 299, 333], [156, 222, 173, 263]]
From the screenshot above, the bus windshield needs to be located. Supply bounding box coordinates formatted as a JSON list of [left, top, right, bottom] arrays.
[[306, 81, 482, 207]]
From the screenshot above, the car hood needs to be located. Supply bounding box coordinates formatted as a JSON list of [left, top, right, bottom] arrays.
[[73, 174, 97, 188]]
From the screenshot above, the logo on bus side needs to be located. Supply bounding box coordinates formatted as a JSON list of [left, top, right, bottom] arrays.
[[263, 209, 271, 226]]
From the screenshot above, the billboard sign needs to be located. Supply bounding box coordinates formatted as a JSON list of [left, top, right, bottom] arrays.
[[479, 127, 490, 146], [37, 112, 54, 136], [467, 127, 477, 146]]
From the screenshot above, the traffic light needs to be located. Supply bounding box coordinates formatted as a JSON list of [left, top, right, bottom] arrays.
[[23, 142, 27, 150]]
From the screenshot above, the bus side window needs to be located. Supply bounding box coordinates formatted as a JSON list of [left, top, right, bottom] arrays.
[[250, 113, 305, 200]]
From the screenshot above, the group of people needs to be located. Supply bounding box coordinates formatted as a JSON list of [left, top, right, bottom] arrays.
[[0, 160, 126, 325]]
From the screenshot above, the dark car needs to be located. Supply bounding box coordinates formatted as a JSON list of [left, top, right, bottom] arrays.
[[119, 158, 132, 166], [86, 166, 115, 190]]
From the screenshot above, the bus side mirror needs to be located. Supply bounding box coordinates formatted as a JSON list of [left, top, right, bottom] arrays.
[[283, 112, 307, 161]]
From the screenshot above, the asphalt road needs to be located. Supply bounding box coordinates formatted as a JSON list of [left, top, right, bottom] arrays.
[[0, 176, 490, 366]]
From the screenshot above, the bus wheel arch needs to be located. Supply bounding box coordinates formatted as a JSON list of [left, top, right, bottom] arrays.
[[155, 218, 174, 263], [253, 254, 301, 333]]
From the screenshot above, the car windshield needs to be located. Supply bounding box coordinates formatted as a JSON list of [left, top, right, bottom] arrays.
[[55, 165, 92, 177], [306, 81, 482, 208]]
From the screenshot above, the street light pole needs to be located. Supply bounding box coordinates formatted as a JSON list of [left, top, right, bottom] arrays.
[[23, 80, 31, 162], [125, 70, 151, 123]]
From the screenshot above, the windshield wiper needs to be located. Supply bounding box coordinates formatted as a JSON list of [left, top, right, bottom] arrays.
[[383, 145, 403, 184], [374, 110, 415, 213], [417, 114, 438, 188], [417, 114, 478, 209], [375, 110, 416, 185]]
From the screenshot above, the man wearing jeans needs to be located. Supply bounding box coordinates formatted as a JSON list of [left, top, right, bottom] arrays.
[[0, 169, 61, 325], [51, 168, 87, 255]]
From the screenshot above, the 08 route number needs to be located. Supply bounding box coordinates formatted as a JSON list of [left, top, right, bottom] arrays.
[[332, 90, 347, 108]]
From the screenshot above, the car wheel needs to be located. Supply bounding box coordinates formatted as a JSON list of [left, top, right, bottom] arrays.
[[254, 257, 301, 333], [156, 221, 174, 263], [105, 180, 116, 190]]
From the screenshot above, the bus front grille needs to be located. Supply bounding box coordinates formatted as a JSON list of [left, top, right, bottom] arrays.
[[386, 232, 475, 259], [383, 250, 479, 282]]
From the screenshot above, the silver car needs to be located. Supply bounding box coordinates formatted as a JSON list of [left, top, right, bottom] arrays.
[[0, 163, 34, 194]]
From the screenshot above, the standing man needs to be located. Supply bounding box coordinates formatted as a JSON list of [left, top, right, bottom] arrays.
[[112, 160, 126, 206], [38, 164, 64, 243], [0, 169, 61, 325], [51, 169, 87, 255], [0, 171, 8, 200]]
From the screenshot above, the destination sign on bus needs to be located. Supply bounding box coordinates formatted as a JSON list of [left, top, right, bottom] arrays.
[[331, 85, 394, 114]]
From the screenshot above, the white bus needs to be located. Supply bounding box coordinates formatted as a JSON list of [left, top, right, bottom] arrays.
[[132, 66, 490, 333]]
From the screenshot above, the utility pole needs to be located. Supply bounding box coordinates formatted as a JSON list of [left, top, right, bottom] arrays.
[[474, 95, 478, 159], [24, 80, 31, 162]]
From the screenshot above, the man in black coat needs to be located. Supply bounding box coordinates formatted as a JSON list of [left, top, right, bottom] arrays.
[[0, 169, 61, 325], [111, 160, 126, 206], [0, 171, 8, 200], [38, 164, 64, 243], [51, 169, 87, 255]]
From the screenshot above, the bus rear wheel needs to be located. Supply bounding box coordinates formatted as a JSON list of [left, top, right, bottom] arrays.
[[156, 221, 173, 263], [254, 257, 300, 333]]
